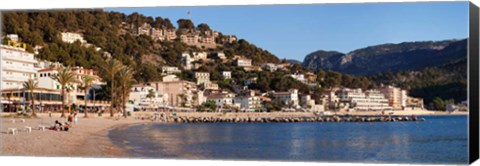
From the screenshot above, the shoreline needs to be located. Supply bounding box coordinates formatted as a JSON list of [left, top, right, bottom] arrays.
[[1, 111, 469, 158]]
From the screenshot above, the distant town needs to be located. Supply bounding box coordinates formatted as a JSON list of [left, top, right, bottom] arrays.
[[1, 30, 441, 114]]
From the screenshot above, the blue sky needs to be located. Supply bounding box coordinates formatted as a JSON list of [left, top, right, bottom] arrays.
[[106, 2, 469, 61]]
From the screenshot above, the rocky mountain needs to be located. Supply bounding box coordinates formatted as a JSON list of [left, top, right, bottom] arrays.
[[302, 39, 467, 75]]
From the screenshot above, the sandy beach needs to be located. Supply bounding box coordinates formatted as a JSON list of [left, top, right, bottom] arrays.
[[1, 110, 468, 157], [1, 113, 139, 157]]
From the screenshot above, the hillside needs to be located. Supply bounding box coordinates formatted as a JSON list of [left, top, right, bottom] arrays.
[[302, 39, 468, 105], [302, 39, 467, 75], [1, 10, 279, 82]]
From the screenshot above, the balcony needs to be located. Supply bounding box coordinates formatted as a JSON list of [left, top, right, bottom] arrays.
[[2, 76, 29, 82], [2, 54, 37, 63], [2, 64, 36, 73]]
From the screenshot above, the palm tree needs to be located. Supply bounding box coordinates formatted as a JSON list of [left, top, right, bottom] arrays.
[[117, 66, 135, 118], [101, 58, 124, 117], [146, 89, 156, 111], [51, 66, 77, 118], [81, 75, 95, 118], [23, 79, 38, 117]]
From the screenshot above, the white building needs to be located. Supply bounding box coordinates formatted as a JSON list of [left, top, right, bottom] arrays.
[[1, 44, 38, 90], [195, 72, 210, 85], [261, 63, 279, 72], [161, 66, 181, 75], [234, 91, 261, 111], [6, 34, 19, 42], [129, 84, 168, 110], [60, 32, 87, 44], [181, 53, 194, 70], [290, 73, 308, 84], [236, 57, 252, 67], [272, 89, 299, 106], [222, 71, 232, 80], [36, 66, 104, 107], [207, 93, 235, 107], [336, 88, 391, 111]]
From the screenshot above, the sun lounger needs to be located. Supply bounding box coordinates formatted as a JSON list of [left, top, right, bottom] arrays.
[[10, 119, 15, 123], [19, 119, 25, 123], [8, 128, 17, 135], [24, 126, 32, 133], [38, 125, 46, 131]]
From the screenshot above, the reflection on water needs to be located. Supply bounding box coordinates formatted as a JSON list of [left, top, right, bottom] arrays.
[[109, 115, 468, 164]]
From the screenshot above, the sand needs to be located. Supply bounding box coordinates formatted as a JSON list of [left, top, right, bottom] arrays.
[[0, 110, 468, 157], [1, 113, 138, 157]]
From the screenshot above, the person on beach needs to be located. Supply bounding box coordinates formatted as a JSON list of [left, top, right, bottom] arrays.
[[73, 113, 78, 124], [50, 120, 63, 131], [67, 114, 73, 124]]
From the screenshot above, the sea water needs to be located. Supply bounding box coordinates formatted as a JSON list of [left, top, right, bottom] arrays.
[[109, 115, 468, 164]]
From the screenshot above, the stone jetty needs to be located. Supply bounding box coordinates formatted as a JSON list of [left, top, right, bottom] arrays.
[[171, 115, 426, 123]]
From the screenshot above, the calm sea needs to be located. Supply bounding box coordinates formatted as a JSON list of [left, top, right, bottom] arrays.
[[109, 115, 468, 164]]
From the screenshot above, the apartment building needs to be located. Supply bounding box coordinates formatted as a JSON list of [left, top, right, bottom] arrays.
[[36, 66, 104, 107], [129, 84, 168, 110], [1, 44, 38, 90], [151, 80, 203, 107], [379, 85, 407, 109], [272, 89, 299, 106], [336, 88, 391, 111], [207, 92, 236, 107], [234, 90, 262, 111]]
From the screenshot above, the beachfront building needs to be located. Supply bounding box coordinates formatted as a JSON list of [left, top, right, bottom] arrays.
[[207, 92, 236, 108], [36, 66, 108, 109], [379, 85, 407, 109], [129, 84, 168, 111], [151, 80, 203, 107], [60, 32, 87, 44], [1, 44, 37, 90], [161, 66, 181, 75], [405, 96, 425, 110], [336, 88, 391, 111], [233, 90, 262, 111], [195, 72, 210, 85], [272, 89, 299, 106], [301, 95, 316, 108], [222, 71, 232, 80]]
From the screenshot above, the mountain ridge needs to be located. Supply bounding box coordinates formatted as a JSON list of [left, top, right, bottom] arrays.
[[302, 39, 467, 75]]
